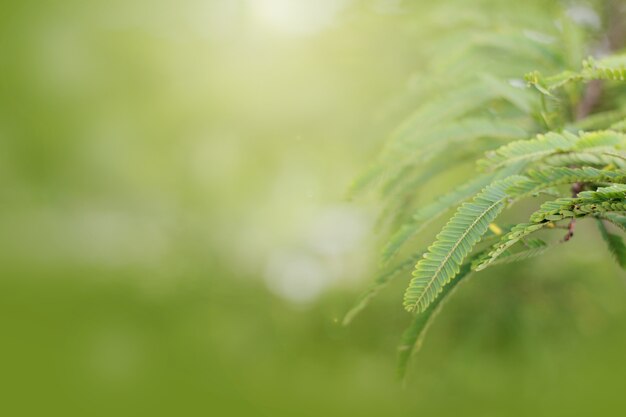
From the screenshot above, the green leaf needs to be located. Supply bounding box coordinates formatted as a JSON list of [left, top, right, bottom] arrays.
[[396, 117, 528, 152], [390, 83, 497, 148], [381, 172, 496, 264], [380, 118, 528, 197], [525, 55, 626, 94], [342, 254, 421, 326], [474, 223, 547, 271], [596, 219, 626, 269], [427, 30, 561, 82], [403, 175, 526, 313], [573, 108, 626, 131], [574, 130, 626, 150], [397, 263, 472, 381], [472, 238, 551, 271], [477, 184, 626, 269], [506, 167, 626, 200], [543, 151, 626, 169], [479, 131, 579, 170], [479, 130, 626, 170], [529, 184, 626, 222], [599, 213, 626, 232], [377, 139, 507, 229], [382, 162, 528, 265]]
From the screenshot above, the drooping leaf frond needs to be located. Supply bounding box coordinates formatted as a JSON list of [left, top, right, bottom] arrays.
[[390, 83, 500, 151], [600, 213, 626, 232], [378, 139, 512, 228], [477, 185, 626, 269], [574, 130, 626, 150], [596, 219, 626, 270], [397, 263, 473, 381], [507, 167, 626, 200], [382, 162, 528, 264], [574, 108, 626, 131], [543, 151, 626, 169], [380, 118, 529, 196], [479, 130, 626, 170], [478, 131, 579, 170], [342, 254, 422, 326], [525, 55, 626, 94], [355, 52, 551, 199], [529, 184, 626, 222], [472, 238, 551, 271], [427, 31, 562, 82], [403, 176, 526, 313], [347, 4, 626, 379], [381, 172, 497, 264], [396, 117, 529, 153], [474, 222, 547, 271]]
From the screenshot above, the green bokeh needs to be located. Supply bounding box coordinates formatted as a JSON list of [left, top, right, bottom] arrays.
[[2, 1, 626, 416]]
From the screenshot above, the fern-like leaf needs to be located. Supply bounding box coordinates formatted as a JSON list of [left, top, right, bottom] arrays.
[[478, 185, 626, 269], [480, 130, 626, 170], [529, 185, 626, 221], [397, 263, 472, 381], [383, 162, 528, 264], [525, 55, 626, 94], [596, 219, 626, 269], [390, 83, 497, 148], [396, 116, 528, 152], [507, 167, 626, 200], [403, 176, 526, 312], [342, 254, 421, 326], [472, 238, 551, 270], [474, 223, 547, 271], [599, 213, 626, 232], [574, 108, 626, 131], [479, 131, 579, 170], [377, 139, 509, 228], [380, 118, 528, 196], [381, 172, 497, 264], [543, 151, 626, 169]]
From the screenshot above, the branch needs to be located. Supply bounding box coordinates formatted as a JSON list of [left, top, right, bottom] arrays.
[[565, 0, 625, 240]]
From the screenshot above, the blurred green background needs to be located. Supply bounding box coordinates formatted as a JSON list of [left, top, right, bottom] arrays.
[[3, 0, 626, 416]]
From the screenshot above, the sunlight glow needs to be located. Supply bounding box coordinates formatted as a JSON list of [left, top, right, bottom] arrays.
[[250, 0, 349, 36]]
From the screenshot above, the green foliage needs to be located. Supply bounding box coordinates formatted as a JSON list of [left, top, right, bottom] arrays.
[[478, 130, 626, 170], [596, 219, 626, 269], [472, 238, 551, 269], [478, 131, 579, 169], [403, 176, 525, 313], [397, 263, 473, 381], [342, 253, 421, 326], [346, 2, 626, 381], [474, 223, 549, 271], [542, 151, 626, 169], [381, 163, 525, 265], [600, 212, 626, 231], [526, 55, 626, 95], [507, 167, 626, 200]]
